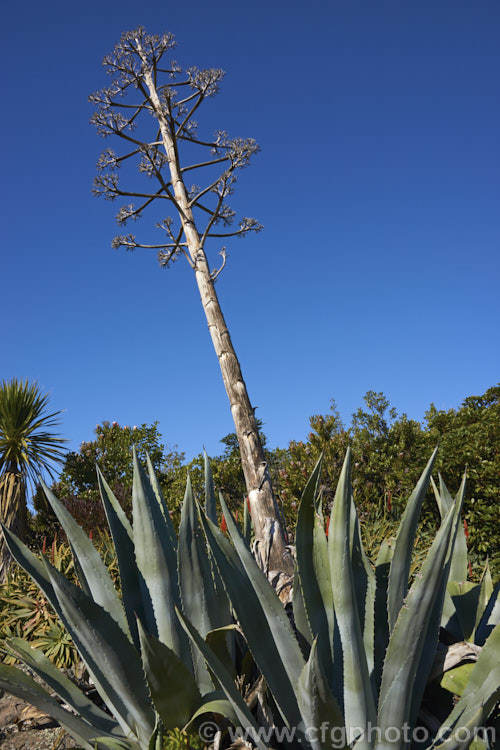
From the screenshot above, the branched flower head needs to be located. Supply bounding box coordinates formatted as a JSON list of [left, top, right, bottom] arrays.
[[91, 29, 262, 263], [228, 138, 260, 169], [96, 149, 120, 172], [211, 130, 228, 155], [92, 173, 120, 199], [239, 217, 263, 234], [102, 28, 177, 84], [158, 248, 182, 268], [216, 204, 236, 227], [138, 146, 168, 176], [213, 172, 236, 200], [184, 119, 198, 136], [116, 204, 141, 225], [187, 67, 225, 96], [90, 109, 135, 137], [188, 184, 201, 201], [88, 81, 123, 106], [156, 217, 174, 232], [112, 234, 138, 251]]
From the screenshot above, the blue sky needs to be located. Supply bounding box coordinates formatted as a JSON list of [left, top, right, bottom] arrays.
[[2, 0, 499, 465]]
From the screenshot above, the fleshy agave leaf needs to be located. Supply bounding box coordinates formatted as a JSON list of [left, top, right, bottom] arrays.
[[472, 562, 496, 643], [137, 619, 202, 731], [440, 662, 475, 697], [387, 447, 438, 631], [146, 452, 177, 551], [147, 720, 163, 750], [0, 663, 117, 749], [295, 456, 334, 680], [349, 492, 376, 683], [132, 449, 190, 665], [376, 494, 460, 750], [408, 474, 467, 732], [297, 639, 346, 750], [46, 563, 155, 745], [198, 499, 305, 728], [292, 563, 313, 652], [433, 474, 468, 584], [186, 693, 239, 730], [434, 474, 454, 516], [328, 449, 377, 747], [372, 539, 393, 696], [430, 623, 500, 750], [176, 608, 269, 750], [97, 467, 153, 648], [93, 740, 140, 750], [475, 581, 500, 646], [447, 581, 483, 642], [40, 479, 130, 638], [217, 492, 307, 717], [205, 625, 240, 677], [178, 477, 232, 694], [5, 637, 123, 737]]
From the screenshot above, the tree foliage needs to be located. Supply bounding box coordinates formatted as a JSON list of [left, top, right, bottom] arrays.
[[40, 421, 184, 535], [31, 386, 499, 579], [0, 379, 66, 580], [276, 385, 500, 578], [0, 379, 66, 486]]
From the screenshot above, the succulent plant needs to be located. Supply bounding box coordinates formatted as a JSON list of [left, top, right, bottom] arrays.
[[0, 450, 235, 749], [182, 449, 500, 750], [0, 447, 498, 750], [420, 475, 500, 732]]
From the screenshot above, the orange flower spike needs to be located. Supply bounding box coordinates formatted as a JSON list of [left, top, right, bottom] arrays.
[[220, 515, 228, 533]]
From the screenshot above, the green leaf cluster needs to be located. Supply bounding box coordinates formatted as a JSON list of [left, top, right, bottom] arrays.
[[278, 386, 500, 579], [1, 449, 499, 750]]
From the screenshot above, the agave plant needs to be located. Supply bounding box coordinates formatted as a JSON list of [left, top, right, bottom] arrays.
[[178, 449, 500, 750], [0, 448, 499, 750], [427, 475, 500, 713], [0, 450, 238, 749]]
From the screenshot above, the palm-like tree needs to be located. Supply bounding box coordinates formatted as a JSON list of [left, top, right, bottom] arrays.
[[0, 379, 66, 580]]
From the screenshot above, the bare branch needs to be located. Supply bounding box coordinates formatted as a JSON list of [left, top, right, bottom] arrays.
[[158, 248, 179, 267], [175, 91, 205, 138], [174, 90, 201, 108], [92, 174, 169, 203], [176, 134, 221, 148], [111, 234, 138, 251], [201, 188, 226, 245], [187, 67, 225, 97], [210, 248, 227, 281], [181, 155, 229, 175], [96, 147, 142, 170], [207, 217, 263, 238], [138, 145, 169, 177], [187, 174, 226, 209], [113, 235, 186, 251]]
